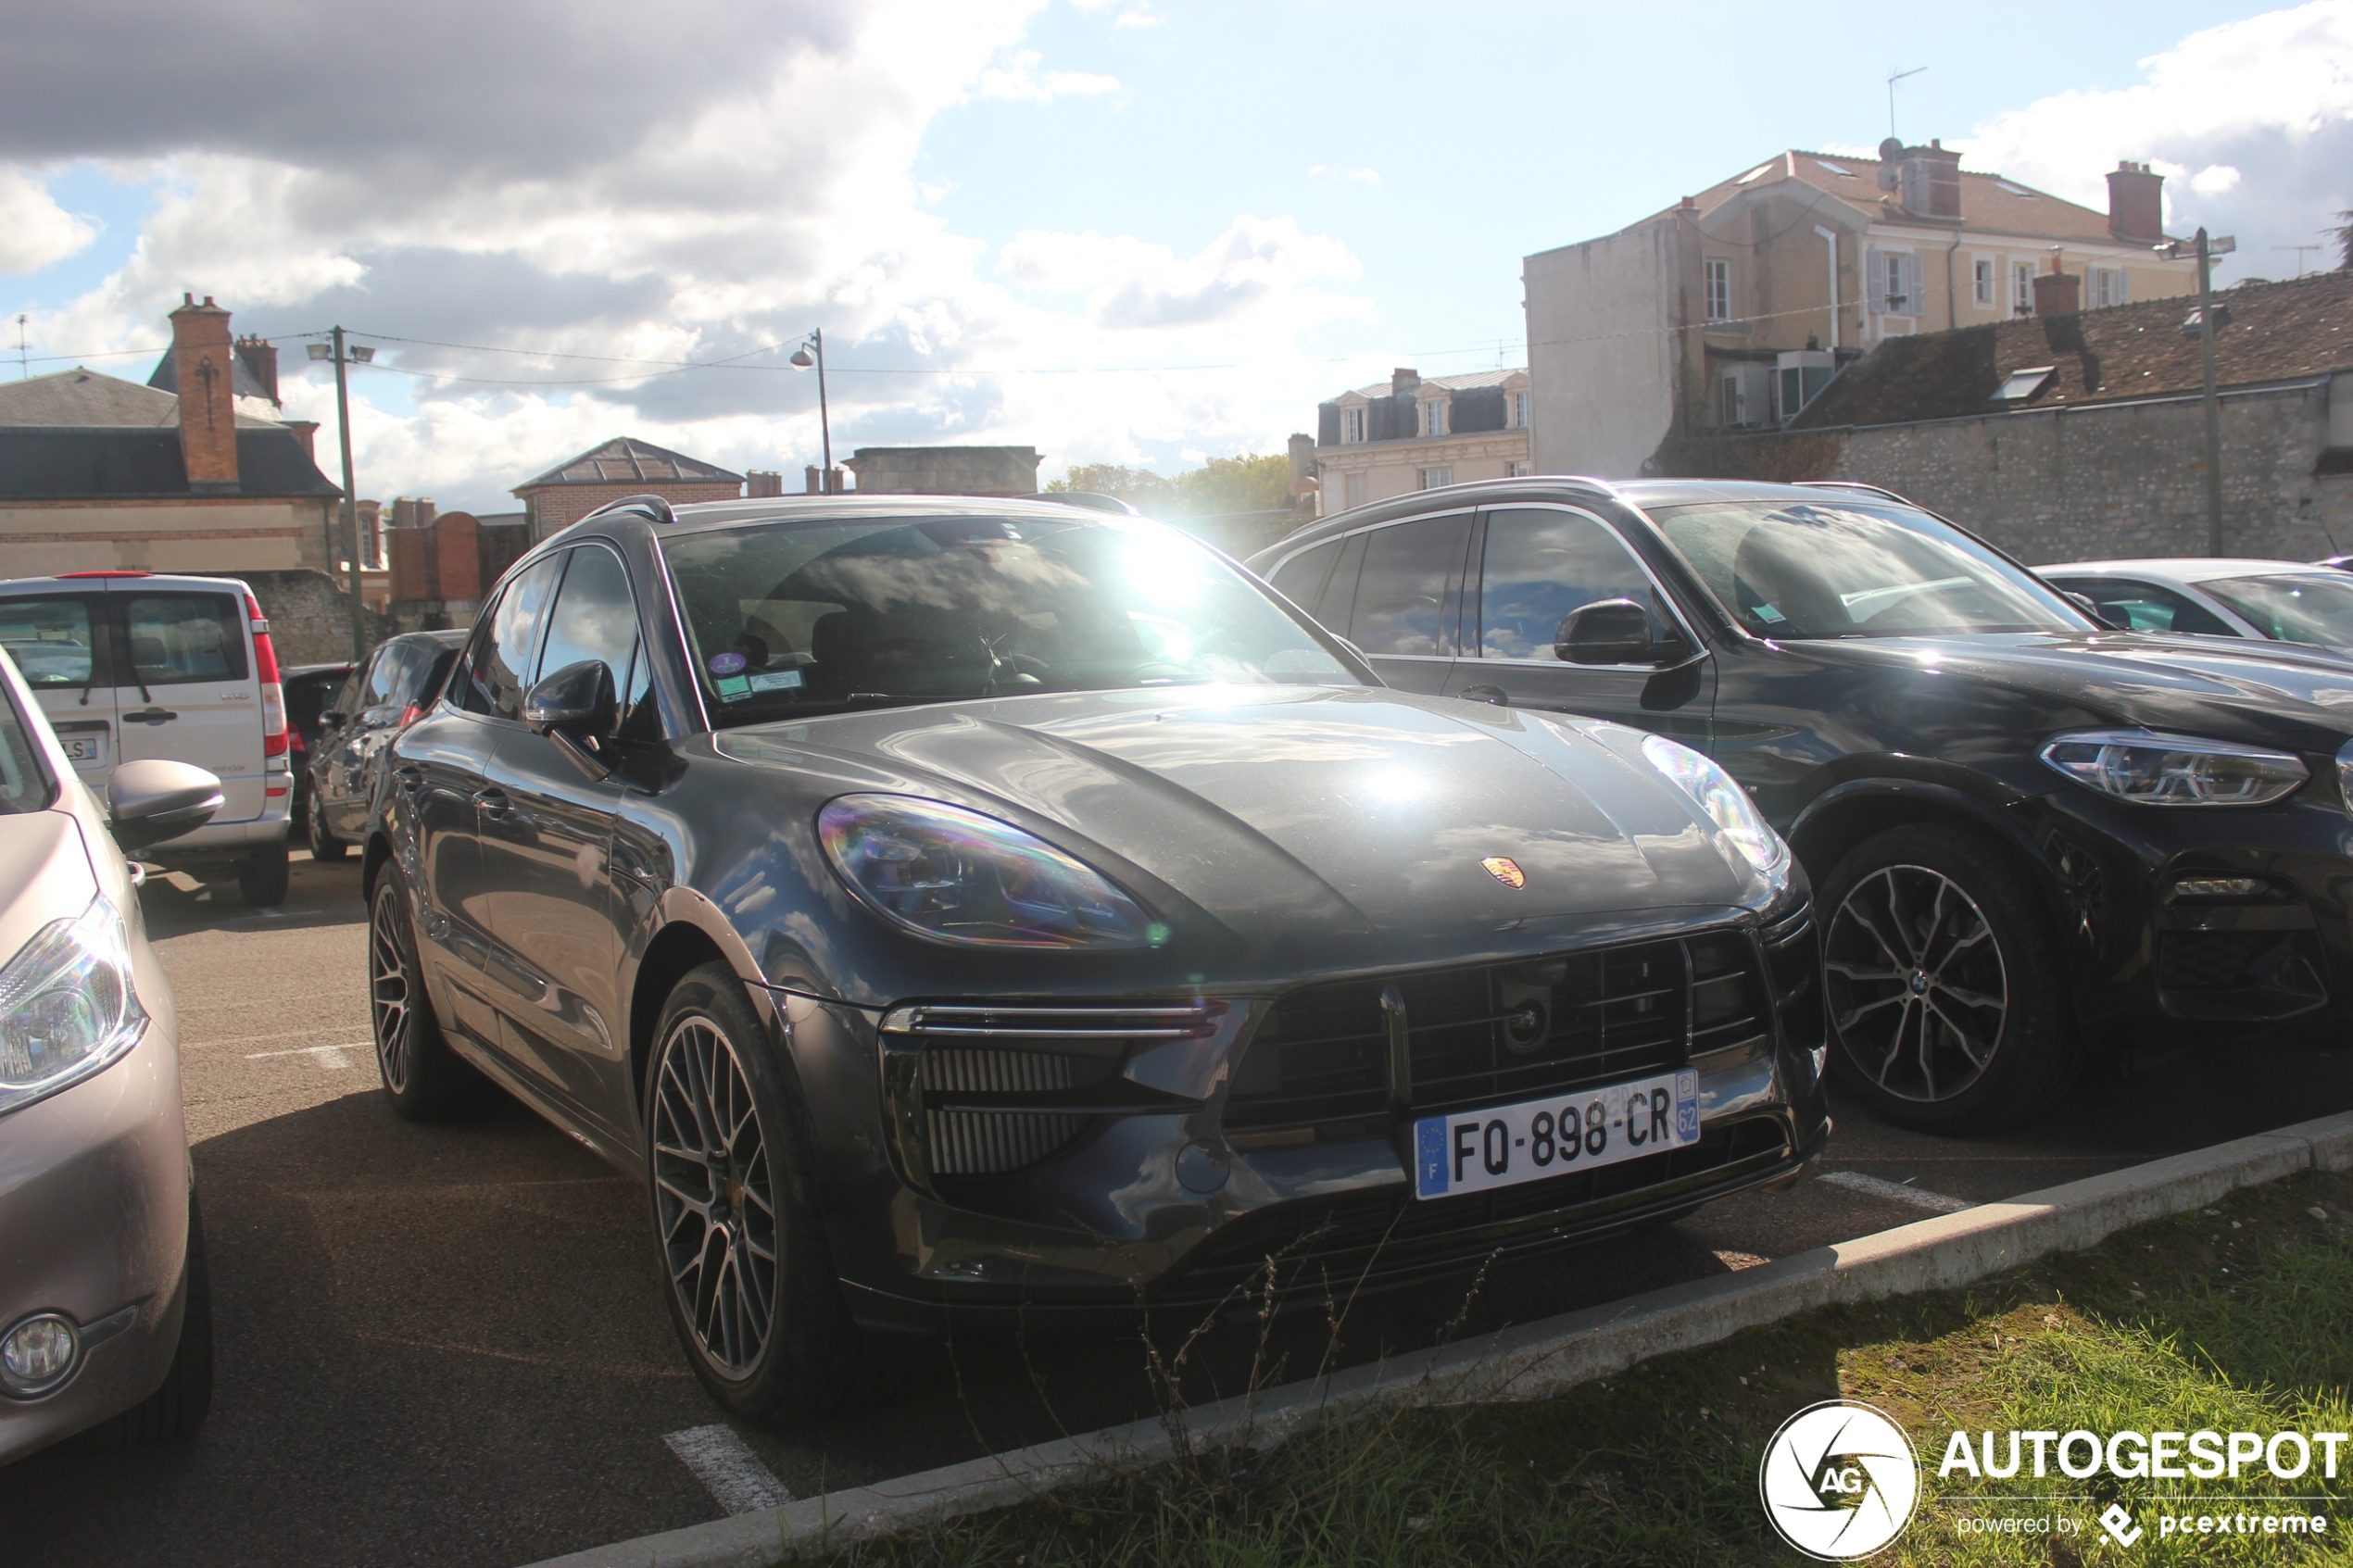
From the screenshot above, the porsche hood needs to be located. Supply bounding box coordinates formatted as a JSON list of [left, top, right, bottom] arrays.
[[722, 686, 1762, 939]]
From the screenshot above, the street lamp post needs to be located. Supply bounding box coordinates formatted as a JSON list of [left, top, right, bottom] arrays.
[[789, 330, 832, 493], [307, 328, 376, 664], [2160, 230, 2235, 556]]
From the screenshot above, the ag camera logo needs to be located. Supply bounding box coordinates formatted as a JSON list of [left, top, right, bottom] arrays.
[[1760, 1399, 1921, 1560]]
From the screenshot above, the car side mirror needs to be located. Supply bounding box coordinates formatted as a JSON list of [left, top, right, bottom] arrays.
[[525, 659, 619, 779], [2061, 591, 2124, 631], [107, 759, 222, 851], [319, 709, 345, 729], [1556, 598, 1685, 666]]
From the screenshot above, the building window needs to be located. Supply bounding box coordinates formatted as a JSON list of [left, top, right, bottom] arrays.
[[1506, 460, 1532, 478], [2013, 262, 2034, 316], [2087, 266, 2130, 308], [1705, 258, 1731, 321], [1342, 407, 1364, 444], [1719, 373, 1742, 428], [1513, 391, 1529, 429], [1973, 258, 1995, 306], [1343, 471, 1367, 508], [1418, 467, 1454, 490], [1424, 401, 1447, 437]]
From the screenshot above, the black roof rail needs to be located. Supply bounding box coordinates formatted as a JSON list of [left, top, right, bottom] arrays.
[[1793, 480, 1917, 507], [580, 493, 677, 525]]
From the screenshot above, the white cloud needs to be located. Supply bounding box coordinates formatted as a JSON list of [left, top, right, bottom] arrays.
[[1958, 2, 2353, 275], [0, 168, 97, 273], [975, 49, 1123, 103], [1308, 164, 1382, 186], [1114, 6, 1165, 28]]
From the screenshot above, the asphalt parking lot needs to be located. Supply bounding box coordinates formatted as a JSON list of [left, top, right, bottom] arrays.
[[7, 852, 2353, 1567]]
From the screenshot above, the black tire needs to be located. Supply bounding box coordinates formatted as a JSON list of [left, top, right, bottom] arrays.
[[646, 962, 898, 1424], [236, 844, 291, 906], [368, 867, 490, 1121], [305, 786, 347, 861], [1818, 822, 2082, 1134], [101, 1193, 213, 1446]]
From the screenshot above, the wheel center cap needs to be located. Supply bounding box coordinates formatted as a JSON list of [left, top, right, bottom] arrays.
[[1908, 970, 1929, 996]]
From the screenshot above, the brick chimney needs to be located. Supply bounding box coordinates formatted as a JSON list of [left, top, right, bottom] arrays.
[[2032, 268, 2082, 318], [2107, 161, 2165, 243], [233, 334, 280, 406], [283, 420, 319, 459], [1894, 140, 1963, 221], [1390, 367, 1420, 397], [170, 294, 239, 490], [746, 469, 785, 497]]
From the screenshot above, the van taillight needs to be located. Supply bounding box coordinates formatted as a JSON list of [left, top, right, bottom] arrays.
[[246, 592, 287, 756], [397, 704, 422, 729]]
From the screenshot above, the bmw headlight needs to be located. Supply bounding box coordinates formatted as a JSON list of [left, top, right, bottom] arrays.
[[2040, 730, 2308, 806], [1640, 734, 1789, 876], [818, 795, 1164, 949], [0, 895, 149, 1117]]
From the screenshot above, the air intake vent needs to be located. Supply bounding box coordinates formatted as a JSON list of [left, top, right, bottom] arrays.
[[925, 1109, 1091, 1176]]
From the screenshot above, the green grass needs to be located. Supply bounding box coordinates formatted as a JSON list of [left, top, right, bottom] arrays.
[[814, 1171, 2353, 1566]]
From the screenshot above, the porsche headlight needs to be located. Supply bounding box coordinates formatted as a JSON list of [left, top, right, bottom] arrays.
[[2040, 731, 2308, 807], [818, 795, 1164, 949], [1639, 734, 1789, 875], [0, 895, 149, 1117]]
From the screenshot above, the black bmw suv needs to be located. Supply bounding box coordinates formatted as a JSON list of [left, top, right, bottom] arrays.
[[1249, 478, 2353, 1135]]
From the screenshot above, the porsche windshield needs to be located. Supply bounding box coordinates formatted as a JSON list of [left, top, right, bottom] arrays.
[[1648, 498, 2089, 639], [661, 512, 1352, 721]]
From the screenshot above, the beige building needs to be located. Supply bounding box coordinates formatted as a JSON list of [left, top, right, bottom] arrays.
[[1524, 142, 2202, 478], [0, 297, 341, 577], [1311, 367, 1531, 515]]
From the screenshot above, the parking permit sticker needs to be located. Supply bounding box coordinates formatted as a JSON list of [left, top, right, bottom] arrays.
[[707, 651, 749, 676], [749, 669, 803, 692], [713, 675, 751, 700]]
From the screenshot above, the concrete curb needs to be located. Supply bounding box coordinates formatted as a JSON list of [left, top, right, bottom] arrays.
[[529, 1108, 2353, 1568]]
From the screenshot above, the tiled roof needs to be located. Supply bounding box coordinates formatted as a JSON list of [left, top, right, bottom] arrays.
[[1787, 269, 2353, 431], [149, 346, 274, 404], [1342, 367, 1527, 399], [1648, 149, 2155, 246], [517, 435, 742, 488], [0, 425, 341, 499], [0, 367, 282, 428]]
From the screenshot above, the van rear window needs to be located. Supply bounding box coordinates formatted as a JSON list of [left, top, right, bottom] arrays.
[[0, 597, 100, 688], [123, 594, 248, 685]]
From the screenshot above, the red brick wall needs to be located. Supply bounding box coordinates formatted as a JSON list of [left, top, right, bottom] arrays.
[[170, 295, 240, 487], [434, 511, 481, 599], [521, 481, 743, 533]]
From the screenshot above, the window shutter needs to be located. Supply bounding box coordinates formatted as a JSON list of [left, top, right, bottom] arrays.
[[1865, 248, 1884, 313], [1906, 253, 1927, 317]]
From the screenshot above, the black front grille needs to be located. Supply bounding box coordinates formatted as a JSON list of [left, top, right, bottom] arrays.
[[1226, 929, 1774, 1136], [1174, 1116, 1791, 1298]]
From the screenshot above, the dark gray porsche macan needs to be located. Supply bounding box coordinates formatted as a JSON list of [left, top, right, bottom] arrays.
[[361, 494, 1828, 1422]]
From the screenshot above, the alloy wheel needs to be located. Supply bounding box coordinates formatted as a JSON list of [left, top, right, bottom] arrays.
[[1823, 863, 2009, 1103], [369, 885, 413, 1093], [649, 1016, 779, 1378]]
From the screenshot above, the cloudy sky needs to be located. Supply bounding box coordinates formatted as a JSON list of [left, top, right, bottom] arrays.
[[2, 0, 2347, 512]]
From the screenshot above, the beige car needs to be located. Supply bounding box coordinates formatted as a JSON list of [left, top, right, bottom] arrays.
[[0, 642, 222, 1464]]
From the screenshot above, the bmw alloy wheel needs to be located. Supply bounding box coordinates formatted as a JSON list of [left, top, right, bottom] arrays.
[[649, 1015, 779, 1378], [369, 883, 413, 1094], [1823, 863, 2009, 1103]]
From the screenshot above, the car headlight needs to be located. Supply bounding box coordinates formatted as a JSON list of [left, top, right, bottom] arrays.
[[0, 895, 149, 1117], [1639, 734, 1789, 875], [818, 795, 1164, 949], [2040, 730, 2308, 806]]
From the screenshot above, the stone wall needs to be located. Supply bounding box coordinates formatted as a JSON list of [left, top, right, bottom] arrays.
[[1650, 379, 2353, 565], [845, 446, 1041, 495], [236, 569, 396, 667]]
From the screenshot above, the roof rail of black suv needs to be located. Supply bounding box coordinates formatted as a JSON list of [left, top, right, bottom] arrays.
[[580, 493, 677, 526], [1793, 480, 1919, 508]]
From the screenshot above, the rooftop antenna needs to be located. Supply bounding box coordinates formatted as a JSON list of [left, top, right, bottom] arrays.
[[13, 315, 24, 380], [2274, 244, 2322, 278], [1886, 66, 1926, 141]]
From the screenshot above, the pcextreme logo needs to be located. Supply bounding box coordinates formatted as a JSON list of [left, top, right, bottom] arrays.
[[1759, 1400, 1922, 1561]]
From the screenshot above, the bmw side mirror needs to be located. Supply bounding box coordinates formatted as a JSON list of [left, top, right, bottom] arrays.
[[107, 759, 222, 851], [525, 659, 619, 778], [1556, 598, 1681, 666]]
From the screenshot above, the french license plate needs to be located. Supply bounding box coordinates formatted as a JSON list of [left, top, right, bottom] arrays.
[[1413, 1068, 1701, 1199], [62, 734, 104, 766]]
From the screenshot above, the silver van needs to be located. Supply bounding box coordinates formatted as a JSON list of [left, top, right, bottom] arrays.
[[0, 572, 293, 904]]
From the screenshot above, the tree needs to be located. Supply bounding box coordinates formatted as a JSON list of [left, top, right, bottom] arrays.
[[1045, 463, 1174, 508], [2338, 210, 2353, 270], [1048, 453, 1294, 516]]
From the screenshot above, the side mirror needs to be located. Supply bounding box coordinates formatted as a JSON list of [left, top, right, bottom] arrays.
[[319, 709, 346, 729], [525, 659, 619, 779], [1556, 598, 1683, 666], [107, 759, 223, 851], [2061, 590, 2123, 631]]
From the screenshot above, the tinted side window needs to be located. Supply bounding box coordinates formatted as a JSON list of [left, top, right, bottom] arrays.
[[460, 556, 561, 720], [1476, 508, 1661, 661], [0, 684, 55, 813], [1347, 516, 1469, 656], [2054, 578, 2235, 638], [362, 646, 409, 707], [1267, 540, 1341, 612], [121, 593, 247, 684], [535, 546, 639, 697], [0, 596, 104, 688]]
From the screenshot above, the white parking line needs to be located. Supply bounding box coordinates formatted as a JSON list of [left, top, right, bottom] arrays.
[[243, 1043, 368, 1070], [663, 1424, 790, 1515], [1818, 1169, 1974, 1214]]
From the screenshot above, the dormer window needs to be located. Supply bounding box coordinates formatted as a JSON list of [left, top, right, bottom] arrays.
[[1343, 407, 1365, 444], [1425, 401, 1447, 437]]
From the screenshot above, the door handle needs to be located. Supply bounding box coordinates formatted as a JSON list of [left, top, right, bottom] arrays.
[[393, 765, 425, 792], [121, 708, 180, 724], [472, 787, 513, 819], [1457, 684, 1510, 706]]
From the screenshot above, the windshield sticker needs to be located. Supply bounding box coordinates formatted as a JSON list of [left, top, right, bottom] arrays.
[[707, 651, 749, 677], [749, 669, 804, 692], [713, 674, 752, 700], [1754, 603, 1786, 623]]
